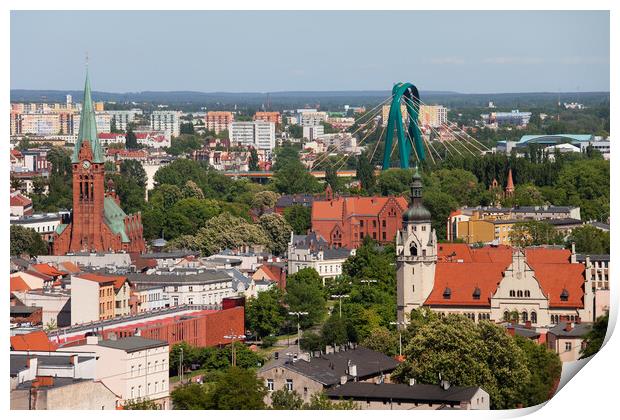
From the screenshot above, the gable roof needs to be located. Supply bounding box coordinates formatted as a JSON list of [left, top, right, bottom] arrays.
[[312, 196, 408, 222], [75, 273, 117, 285], [325, 382, 482, 404], [31, 263, 67, 277], [427, 246, 584, 308], [273, 347, 399, 386], [59, 261, 81, 274], [10, 276, 31, 292], [103, 197, 130, 242], [10, 331, 57, 352]]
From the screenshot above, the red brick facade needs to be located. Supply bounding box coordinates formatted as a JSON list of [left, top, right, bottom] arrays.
[[311, 195, 409, 248]]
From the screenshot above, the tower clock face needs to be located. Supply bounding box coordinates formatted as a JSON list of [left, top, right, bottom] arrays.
[[82, 160, 91, 169]]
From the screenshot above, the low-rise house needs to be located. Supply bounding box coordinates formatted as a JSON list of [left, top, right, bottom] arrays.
[[12, 289, 71, 327], [10, 331, 58, 352], [71, 273, 118, 324], [547, 321, 592, 363], [258, 346, 399, 405], [252, 262, 287, 289], [325, 382, 490, 410], [64, 335, 170, 408], [10, 190, 33, 216], [113, 276, 132, 317], [11, 305, 43, 326]]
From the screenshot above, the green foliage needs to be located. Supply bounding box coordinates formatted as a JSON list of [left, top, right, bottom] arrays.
[[393, 313, 531, 409], [321, 315, 349, 347], [245, 289, 287, 339], [271, 388, 304, 409], [206, 367, 267, 409], [182, 180, 205, 199], [303, 392, 357, 410], [166, 134, 204, 156], [580, 312, 608, 359], [360, 327, 399, 356], [285, 268, 327, 328], [251, 190, 279, 215], [10, 225, 48, 257], [356, 153, 376, 193], [119, 160, 147, 189], [123, 398, 160, 410], [180, 122, 195, 135], [283, 205, 312, 235], [272, 160, 322, 195], [508, 220, 564, 247], [259, 213, 292, 256], [170, 383, 211, 409], [300, 331, 323, 352], [514, 336, 562, 406], [154, 159, 209, 192], [167, 212, 270, 256], [125, 128, 138, 149], [567, 225, 610, 254], [249, 147, 260, 171]]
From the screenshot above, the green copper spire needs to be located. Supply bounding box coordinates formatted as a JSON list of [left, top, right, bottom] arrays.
[[72, 70, 104, 163]]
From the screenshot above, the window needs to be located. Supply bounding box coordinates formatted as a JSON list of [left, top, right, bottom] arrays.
[[267, 379, 274, 391], [517, 290, 523, 298], [131, 387, 134, 398], [565, 342, 572, 351], [524, 290, 530, 298], [509, 290, 515, 297], [412, 284, 415, 293], [382, 220, 386, 227], [360, 220, 364, 227], [531, 311, 537, 324], [286, 379, 293, 391], [521, 311, 528, 323], [382, 232, 386, 240], [304, 387, 308, 396], [373, 220, 377, 228]]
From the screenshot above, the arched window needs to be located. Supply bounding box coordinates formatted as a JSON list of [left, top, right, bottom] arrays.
[[521, 311, 528, 323], [531, 311, 537, 324], [503, 311, 509, 321], [517, 290, 523, 298], [509, 290, 515, 297], [410, 243, 418, 256], [524, 290, 530, 297]]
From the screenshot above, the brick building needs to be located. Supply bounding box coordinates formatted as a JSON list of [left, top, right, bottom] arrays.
[[51, 71, 145, 255], [311, 193, 408, 248], [205, 111, 234, 134], [254, 111, 281, 124]]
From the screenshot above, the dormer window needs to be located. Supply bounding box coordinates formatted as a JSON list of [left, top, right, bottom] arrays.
[[472, 287, 481, 300], [560, 289, 569, 302], [443, 287, 451, 299]]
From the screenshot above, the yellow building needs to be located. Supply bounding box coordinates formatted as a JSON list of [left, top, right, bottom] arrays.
[[456, 212, 517, 245]]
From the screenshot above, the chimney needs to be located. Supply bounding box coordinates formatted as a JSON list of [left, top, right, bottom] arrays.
[[409, 378, 416, 386], [348, 364, 357, 378], [340, 375, 348, 385], [565, 323, 574, 332]]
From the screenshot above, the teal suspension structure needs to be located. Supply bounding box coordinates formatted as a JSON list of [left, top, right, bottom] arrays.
[[382, 82, 425, 170]]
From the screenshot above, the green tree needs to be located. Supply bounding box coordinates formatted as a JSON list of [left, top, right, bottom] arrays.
[[393, 314, 530, 409], [514, 336, 562, 406], [356, 153, 376, 193], [259, 213, 292, 256], [249, 147, 260, 171], [205, 367, 267, 409], [302, 392, 357, 410], [125, 128, 138, 149], [567, 225, 610, 254], [154, 159, 209, 193], [509, 220, 564, 247], [170, 383, 211, 409], [300, 331, 323, 352], [325, 165, 339, 192], [182, 180, 205, 199], [580, 312, 608, 359], [361, 327, 399, 356], [283, 205, 312, 235], [124, 399, 160, 410], [285, 268, 326, 328], [180, 122, 195, 135], [245, 289, 286, 339], [272, 161, 321, 195], [251, 190, 279, 216], [321, 315, 349, 347], [271, 388, 304, 409], [10, 225, 48, 257], [119, 160, 148, 190]]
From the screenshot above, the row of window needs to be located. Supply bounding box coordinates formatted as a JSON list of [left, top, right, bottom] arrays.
[[550, 314, 578, 324], [171, 283, 231, 292], [503, 310, 538, 323], [130, 381, 167, 399], [130, 359, 167, 377], [509, 290, 531, 298]]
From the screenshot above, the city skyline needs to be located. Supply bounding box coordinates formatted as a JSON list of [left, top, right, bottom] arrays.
[[11, 10, 610, 94]]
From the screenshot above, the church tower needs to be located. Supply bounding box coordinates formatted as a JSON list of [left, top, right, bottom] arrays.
[[505, 168, 515, 197], [68, 70, 107, 252], [396, 167, 437, 324]]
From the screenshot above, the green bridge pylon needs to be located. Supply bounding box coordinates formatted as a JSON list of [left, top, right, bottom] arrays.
[[382, 82, 426, 170]]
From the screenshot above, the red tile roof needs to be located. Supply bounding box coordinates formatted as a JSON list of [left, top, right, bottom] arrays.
[[75, 273, 117, 285], [10, 193, 32, 207], [31, 263, 67, 277], [10, 331, 57, 352], [426, 246, 584, 309], [312, 196, 409, 221], [98, 133, 126, 139], [59, 261, 81, 274], [10, 276, 31, 292]]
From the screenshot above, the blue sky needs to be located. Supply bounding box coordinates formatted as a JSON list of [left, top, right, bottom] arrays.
[[11, 10, 609, 93]]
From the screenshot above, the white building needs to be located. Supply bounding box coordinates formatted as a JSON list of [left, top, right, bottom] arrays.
[[229, 121, 276, 151], [287, 232, 355, 285], [10, 212, 69, 242], [107, 109, 143, 131], [298, 111, 328, 126], [150, 111, 181, 137], [303, 125, 324, 141], [68, 335, 170, 408], [133, 286, 169, 313]]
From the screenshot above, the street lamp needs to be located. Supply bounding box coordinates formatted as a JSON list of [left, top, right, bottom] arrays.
[[390, 321, 406, 357], [330, 294, 350, 318], [360, 279, 378, 286], [288, 311, 308, 353], [224, 331, 246, 367]]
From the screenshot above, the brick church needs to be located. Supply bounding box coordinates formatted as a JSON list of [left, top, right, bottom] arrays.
[[52, 71, 145, 255]]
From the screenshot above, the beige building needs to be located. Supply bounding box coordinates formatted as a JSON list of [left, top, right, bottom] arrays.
[[547, 322, 592, 363], [70, 273, 117, 324], [67, 335, 170, 408], [205, 111, 234, 134], [326, 382, 490, 410], [258, 346, 399, 405], [396, 170, 594, 328]]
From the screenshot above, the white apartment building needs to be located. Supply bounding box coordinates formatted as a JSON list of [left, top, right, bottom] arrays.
[[69, 335, 170, 408], [298, 111, 328, 126], [419, 105, 448, 128], [133, 286, 169, 313], [150, 111, 181, 137], [107, 109, 143, 131], [229, 121, 276, 151], [71, 112, 112, 134], [303, 125, 324, 141], [126, 270, 237, 307], [10, 211, 69, 242]]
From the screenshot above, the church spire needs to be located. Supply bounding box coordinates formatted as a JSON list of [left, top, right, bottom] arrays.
[[505, 168, 515, 197], [72, 69, 104, 164], [402, 165, 431, 223]]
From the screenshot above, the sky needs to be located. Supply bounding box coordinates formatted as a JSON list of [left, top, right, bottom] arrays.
[[10, 10, 610, 94]]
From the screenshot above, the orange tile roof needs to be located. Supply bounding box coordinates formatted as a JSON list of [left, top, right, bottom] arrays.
[[10, 276, 31, 292], [427, 246, 584, 309], [59, 261, 81, 274], [113, 276, 130, 291], [312, 196, 409, 220], [31, 263, 67, 277], [10, 331, 57, 352], [75, 273, 117, 285]]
